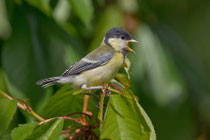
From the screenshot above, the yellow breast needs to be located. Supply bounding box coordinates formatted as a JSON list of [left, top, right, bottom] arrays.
[[72, 52, 124, 88]]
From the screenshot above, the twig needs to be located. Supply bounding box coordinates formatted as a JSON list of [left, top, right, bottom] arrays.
[[82, 95, 90, 125], [67, 112, 92, 119], [108, 88, 122, 94], [39, 116, 82, 125], [109, 84, 123, 90], [0, 89, 44, 121]]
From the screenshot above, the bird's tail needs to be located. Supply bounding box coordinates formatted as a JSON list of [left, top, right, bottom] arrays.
[[36, 77, 61, 88]]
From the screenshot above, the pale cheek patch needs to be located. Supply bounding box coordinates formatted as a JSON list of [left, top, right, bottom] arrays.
[[108, 38, 126, 50]]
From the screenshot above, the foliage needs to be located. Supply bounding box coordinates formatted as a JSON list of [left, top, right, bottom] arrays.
[[101, 93, 155, 140], [0, 83, 156, 140], [0, 99, 17, 136], [11, 122, 38, 140], [0, 0, 210, 140]]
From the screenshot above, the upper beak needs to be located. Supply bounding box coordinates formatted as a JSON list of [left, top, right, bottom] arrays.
[[125, 39, 138, 54], [129, 39, 138, 43]]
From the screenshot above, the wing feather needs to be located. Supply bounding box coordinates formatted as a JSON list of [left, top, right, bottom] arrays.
[[62, 46, 114, 76]]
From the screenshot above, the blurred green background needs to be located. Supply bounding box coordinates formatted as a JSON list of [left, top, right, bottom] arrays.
[[0, 0, 210, 140]]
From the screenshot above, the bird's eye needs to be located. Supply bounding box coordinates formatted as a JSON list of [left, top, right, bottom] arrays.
[[121, 36, 125, 40]]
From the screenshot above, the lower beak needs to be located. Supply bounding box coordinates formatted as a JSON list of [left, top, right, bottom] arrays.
[[125, 39, 137, 54]]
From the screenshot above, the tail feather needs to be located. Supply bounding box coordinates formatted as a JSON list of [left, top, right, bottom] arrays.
[[36, 77, 61, 88]]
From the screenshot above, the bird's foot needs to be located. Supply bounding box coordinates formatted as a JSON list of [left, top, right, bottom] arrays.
[[102, 84, 110, 96], [83, 83, 123, 95]]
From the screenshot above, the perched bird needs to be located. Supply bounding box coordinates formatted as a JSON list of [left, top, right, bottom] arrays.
[[37, 27, 137, 89]]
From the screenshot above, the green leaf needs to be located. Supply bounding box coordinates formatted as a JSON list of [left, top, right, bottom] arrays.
[[11, 122, 38, 140], [132, 94, 156, 140], [0, 133, 12, 140], [101, 93, 156, 140], [115, 73, 131, 88], [69, 0, 93, 27], [26, 119, 64, 140], [41, 85, 96, 118], [3, 74, 27, 100], [72, 89, 85, 95], [0, 69, 7, 99], [0, 99, 17, 135]]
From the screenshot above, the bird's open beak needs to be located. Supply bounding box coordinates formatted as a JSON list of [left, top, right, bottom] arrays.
[[125, 39, 137, 54]]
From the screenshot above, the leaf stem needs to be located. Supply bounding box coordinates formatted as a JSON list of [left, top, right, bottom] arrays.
[[98, 93, 105, 130], [0, 89, 44, 121]]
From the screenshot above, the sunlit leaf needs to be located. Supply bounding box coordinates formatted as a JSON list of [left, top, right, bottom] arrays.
[[11, 122, 38, 140], [0, 99, 17, 135], [26, 119, 63, 140]]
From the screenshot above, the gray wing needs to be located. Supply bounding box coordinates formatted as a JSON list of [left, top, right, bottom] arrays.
[[62, 47, 114, 76]]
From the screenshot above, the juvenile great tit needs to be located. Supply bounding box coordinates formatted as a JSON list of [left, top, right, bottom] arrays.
[[37, 27, 137, 89]]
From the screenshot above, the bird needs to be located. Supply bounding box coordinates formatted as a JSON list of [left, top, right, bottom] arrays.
[[37, 27, 137, 89]]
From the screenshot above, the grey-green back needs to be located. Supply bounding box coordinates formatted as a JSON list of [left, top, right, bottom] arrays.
[[62, 44, 115, 76]]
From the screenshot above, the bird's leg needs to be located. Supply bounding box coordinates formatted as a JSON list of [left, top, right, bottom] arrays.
[[83, 84, 122, 95]]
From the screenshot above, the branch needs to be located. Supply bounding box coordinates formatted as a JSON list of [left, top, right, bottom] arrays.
[[108, 88, 122, 94], [0, 89, 44, 121], [82, 95, 90, 125]]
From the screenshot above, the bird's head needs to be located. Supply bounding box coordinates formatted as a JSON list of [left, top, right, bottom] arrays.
[[104, 27, 137, 54]]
